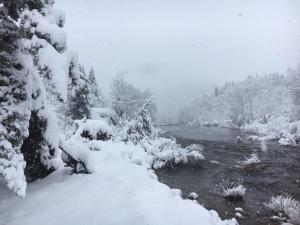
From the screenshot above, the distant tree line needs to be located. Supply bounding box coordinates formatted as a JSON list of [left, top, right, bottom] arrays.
[[178, 68, 300, 127]]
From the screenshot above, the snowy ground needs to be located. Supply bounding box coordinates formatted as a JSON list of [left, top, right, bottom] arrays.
[[0, 141, 237, 225]]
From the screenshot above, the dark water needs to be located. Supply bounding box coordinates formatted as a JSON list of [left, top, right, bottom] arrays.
[[157, 125, 300, 225]]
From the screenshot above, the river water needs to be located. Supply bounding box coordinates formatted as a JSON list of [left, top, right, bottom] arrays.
[[157, 125, 300, 225]]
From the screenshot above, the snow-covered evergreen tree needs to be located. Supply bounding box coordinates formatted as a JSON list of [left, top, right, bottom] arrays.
[[0, 3, 30, 197], [0, 0, 88, 196], [67, 61, 91, 120], [88, 67, 105, 107], [17, 0, 65, 184]]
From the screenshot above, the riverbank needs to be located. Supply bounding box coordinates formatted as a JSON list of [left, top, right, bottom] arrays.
[[167, 118, 300, 147], [0, 139, 238, 225]]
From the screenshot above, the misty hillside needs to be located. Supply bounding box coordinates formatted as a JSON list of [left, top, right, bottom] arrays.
[[156, 83, 215, 123], [178, 68, 300, 145]]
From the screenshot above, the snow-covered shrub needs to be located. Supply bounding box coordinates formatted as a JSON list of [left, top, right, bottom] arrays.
[[110, 76, 156, 120], [265, 195, 300, 225], [241, 153, 261, 167], [60, 137, 94, 174], [74, 119, 113, 141], [117, 101, 157, 144], [247, 135, 259, 141], [185, 144, 204, 153], [279, 132, 297, 146], [221, 182, 246, 199], [140, 138, 204, 169], [115, 100, 204, 169]]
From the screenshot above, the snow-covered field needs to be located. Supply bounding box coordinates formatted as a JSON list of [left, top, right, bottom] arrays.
[[0, 141, 237, 225]]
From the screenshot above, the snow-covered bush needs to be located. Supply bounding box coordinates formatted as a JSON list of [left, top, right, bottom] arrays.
[[265, 195, 300, 225], [64, 115, 204, 171], [74, 119, 113, 141], [117, 101, 157, 144], [185, 144, 204, 152], [279, 132, 297, 146], [241, 153, 261, 167], [110, 76, 156, 121], [60, 137, 94, 174], [140, 138, 204, 169], [221, 182, 246, 199], [113, 99, 205, 169]]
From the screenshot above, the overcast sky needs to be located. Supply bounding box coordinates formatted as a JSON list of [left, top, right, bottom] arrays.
[[55, 0, 300, 119]]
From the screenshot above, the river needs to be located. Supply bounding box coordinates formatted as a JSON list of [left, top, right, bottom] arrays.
[[157, 125, 300, 225]]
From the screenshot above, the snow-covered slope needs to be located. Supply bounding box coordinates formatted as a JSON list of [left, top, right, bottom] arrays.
[[178, 69, 300, 146], [0, 141, 237, 225]]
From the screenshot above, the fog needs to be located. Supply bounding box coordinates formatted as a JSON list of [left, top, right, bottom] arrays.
[[55, 0, 300, 119]]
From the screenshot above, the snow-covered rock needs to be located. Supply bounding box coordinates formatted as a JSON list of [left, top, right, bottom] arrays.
[[235, 212, 243, 219], [189, 192, 199, 200], [234, 208, 243, 213]]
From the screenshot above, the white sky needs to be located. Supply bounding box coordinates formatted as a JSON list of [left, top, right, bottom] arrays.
[[55, 0, 300, 118]]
